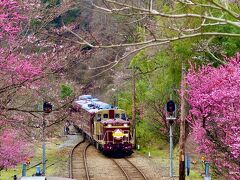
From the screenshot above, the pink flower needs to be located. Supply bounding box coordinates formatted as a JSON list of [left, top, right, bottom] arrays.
[[186, 53, 240, 179]]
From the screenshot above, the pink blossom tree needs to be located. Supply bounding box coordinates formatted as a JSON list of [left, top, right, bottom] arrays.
[[0, 0, 45, 169], [0, 1, 81, 171], [0, 0, 43, 89], [0, 0, 40, 169], [0, 129, 32, 171], [186, 53, 240, 179]]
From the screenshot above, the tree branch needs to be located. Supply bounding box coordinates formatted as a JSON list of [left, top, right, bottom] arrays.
[[100, 1, 240, 28], [208, 0, 240, 19]]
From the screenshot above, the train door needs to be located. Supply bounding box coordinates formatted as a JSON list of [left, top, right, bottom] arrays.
[[109, 110, 114, 119]]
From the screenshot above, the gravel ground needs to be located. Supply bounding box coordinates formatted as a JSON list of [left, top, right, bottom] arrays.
[[128, 153, 178, 180], [58, 134, 83, 149], [87, 146, 126, 180]]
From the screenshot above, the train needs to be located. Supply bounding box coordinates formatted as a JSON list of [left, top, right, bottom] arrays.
[[69, 95, 133, 156]]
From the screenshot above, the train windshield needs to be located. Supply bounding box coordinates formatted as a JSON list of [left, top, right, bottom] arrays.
[[115, 113, 120, 118], [121, 113, 126, 120], [103, 114, 108, 118], [97, 114, 101, 121]]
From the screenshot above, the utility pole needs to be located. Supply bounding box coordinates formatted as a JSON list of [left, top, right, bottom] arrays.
[[179, 63, 186, 180], [132, 67, 137, 148], [42, 113, 46, 175]]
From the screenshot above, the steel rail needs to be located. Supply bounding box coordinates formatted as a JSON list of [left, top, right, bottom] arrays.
[[68, 139, 84, 179], [83, 143, 91, 180], [112, 158, 147, 180], [112, 158, 130, 180], [124, 158, 148, 180]]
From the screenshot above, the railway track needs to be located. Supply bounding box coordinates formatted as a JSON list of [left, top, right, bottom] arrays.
[[69, 139, 91, 180], [112, 157, 148, 180], [69, 138, 147, 180]]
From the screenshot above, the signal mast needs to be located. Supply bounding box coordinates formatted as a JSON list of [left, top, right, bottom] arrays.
[[166, 99, 177, 177]]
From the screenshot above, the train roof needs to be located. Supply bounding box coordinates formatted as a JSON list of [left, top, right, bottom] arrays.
[[74, 95, 118, 113]]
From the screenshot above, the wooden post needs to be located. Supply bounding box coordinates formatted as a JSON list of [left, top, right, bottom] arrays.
[[179, 63, 186, 180]]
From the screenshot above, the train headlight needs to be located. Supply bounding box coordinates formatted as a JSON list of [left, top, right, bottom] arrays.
[[123, 123, 128, 127], [107, 124, 112, 128]]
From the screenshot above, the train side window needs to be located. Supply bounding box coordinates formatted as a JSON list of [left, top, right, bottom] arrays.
[[115, 113, 120, 118], [103, 114, 108, 118], [97, 114, 101, 121], [121, 113, 126, 120], [70, 107, 78, 112]]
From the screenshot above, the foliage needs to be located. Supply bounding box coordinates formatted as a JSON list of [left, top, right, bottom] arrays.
[[63, 8, 81, 25], [0, 0, 43, 83], [0, 0, 73, 170], [60, 84, 73, 99], [0, 138, 67, 178], [118, 49, 183, 147], [212, 26, 240, 56], [1, 0, 239, 176], [186, 53, 240, 179], [136, 119, 163, 147], [49, 7, 81, 28], [41, 0, 60, 7], [0, 130, 32, 171], [0, 0, 40, 169], [0, 0, 23, 42], [112, 4, 239, 175], [118, 91, 132, 117]]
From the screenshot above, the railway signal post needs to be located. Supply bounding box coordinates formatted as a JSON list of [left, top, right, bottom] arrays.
[[42, 101, 52, 175], [166, 99, 177, 177]]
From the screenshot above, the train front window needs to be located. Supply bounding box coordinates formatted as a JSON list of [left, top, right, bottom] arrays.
[[115, 113, 120, 119], [121, 113, 126, 120], [97, 114, 101, 121], [103, 114, 108, 118]]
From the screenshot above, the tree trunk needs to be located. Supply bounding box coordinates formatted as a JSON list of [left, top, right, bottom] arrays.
[[132, 68, 137, 148], [179, 63, 186, 180]]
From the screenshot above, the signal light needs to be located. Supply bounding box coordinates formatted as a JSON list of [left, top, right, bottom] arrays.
[[166, 100, 176, 125], [43, 102, 52, 113], [166, 100, 175, 113]]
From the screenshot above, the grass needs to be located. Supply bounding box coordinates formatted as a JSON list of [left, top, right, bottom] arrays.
[[136, 144, 205, 180], [0, 138, 69, 180]]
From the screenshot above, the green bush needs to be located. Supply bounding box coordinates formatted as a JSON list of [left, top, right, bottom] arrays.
[[60, 84, 73, 99]]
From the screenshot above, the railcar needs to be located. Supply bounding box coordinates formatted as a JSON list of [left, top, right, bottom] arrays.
[[70, 95, 133, 156]]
